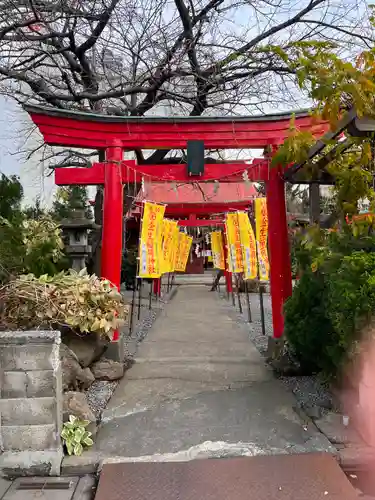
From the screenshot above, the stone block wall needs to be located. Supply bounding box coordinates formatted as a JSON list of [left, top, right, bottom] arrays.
[[0, 331, 63, 477]]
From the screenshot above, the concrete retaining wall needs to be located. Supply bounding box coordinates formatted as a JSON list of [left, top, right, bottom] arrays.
[[0, 331, 63, 477]]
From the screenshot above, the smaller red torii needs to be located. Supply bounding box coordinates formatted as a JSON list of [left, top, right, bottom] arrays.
[[55, 157, 264, 314]]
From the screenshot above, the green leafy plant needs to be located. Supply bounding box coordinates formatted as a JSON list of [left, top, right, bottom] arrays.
[[284, 270, 335, 375], [0, 215, 67, 283], [61, 415, 93, 456], [51, 186, 92, 221], [0, 268, 128, 336], [327, 252, 375, 359], [285, 223, 375, 379]]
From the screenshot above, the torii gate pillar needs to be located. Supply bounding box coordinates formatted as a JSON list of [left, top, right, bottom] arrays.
[[101, 141, 124, 342], [266, 166, 292, 339], [101, 141, 124, 292]]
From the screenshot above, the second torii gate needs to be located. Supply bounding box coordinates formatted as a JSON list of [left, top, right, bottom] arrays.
[[55, 159, 266, 296]]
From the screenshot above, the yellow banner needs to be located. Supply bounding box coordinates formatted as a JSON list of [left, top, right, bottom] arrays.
[[237, 211, 257, 280], [174, 232, 193, 272], [225, 212, 244, 273], [210, 231, 225, 270], [174, 231, 184, 272], [181, 234, 193, 272], [170, 223, 180, 272], [161, 219, 178, 274], [255, 198, 269, 280], [139, 201, 166, 278]]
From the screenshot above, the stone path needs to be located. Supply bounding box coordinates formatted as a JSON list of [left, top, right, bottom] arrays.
[[63, 285, 334, 470]]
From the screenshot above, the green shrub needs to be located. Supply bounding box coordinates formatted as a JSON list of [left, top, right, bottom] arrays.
[[0, 215, 67, 283], [284, 271, 335, 375], [285, 247, 375, 378], [327, 252, 375, 362]]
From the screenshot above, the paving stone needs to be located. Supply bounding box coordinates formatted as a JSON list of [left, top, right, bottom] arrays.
[[72, 475, 96, 500], [61, 453, 101, 476], [315, 412, 363, 445], [0, 478, 12, 499], [93, 285, 334, 459]]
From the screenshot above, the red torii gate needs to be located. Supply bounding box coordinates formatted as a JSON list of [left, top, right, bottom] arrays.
[[25, 105, 327, 341]]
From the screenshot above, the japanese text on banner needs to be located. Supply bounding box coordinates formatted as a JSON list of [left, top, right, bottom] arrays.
[[210, 231, 225, 270], [237, 211, 257, 280], [225, 212, 244, 273], [255, 198, 269, 280], [171, 224, 180, 272], [180, 234, 193, 272], [161, 219, 178, 274], [174, 232, 185, 271], [139, 201, 165, 278], [174, 232, 193, 272]]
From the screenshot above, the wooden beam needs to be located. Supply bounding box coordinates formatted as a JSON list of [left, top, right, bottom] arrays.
[[165, 203, 250, 216], [55, 159, 271, 186], [178, 219, 224, 227], [284, 108, 357, 181], [25, 104, 328, 150], [55, 163, 105, 185]]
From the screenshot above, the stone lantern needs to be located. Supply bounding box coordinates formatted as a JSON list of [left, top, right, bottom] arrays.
[[60, 209, 99, 272]]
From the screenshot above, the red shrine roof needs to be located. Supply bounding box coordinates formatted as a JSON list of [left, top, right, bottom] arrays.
[[136, 182, 257, 205]]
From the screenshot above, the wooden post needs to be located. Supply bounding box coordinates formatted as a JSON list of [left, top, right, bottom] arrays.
[[266, 167, 292, 338], [101, 140, 123, 341]]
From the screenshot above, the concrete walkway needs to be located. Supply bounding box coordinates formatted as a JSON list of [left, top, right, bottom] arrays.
[[81, 286, 334, 463]]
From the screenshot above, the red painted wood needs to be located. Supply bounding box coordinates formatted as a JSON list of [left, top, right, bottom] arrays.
[[185, 255, 205, 274], [178, 219, 224, 227], [266, 167, 292, 339], [55, 160, 270, 186], [153, 278, 161, 296], [117, 161, 268, 183], [55, 163, 105, 185], [29, 111, 328, 150], [164, 203, 250, 217], [101, 141, 124, 342]]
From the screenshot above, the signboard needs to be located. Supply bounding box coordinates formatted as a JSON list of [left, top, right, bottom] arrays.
[[210, 231, 225, 270], [138, 201, 166, 278], [237, 211, 257, 280], [254, 198, 269, 280], [225, 212, 244, 273]]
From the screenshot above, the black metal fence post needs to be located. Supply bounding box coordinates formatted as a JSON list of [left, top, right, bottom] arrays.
[[137, 278, 142, 320], [129, 278, 136, 335], [259, 282, 266, 335], [245, 280, 252, 323]]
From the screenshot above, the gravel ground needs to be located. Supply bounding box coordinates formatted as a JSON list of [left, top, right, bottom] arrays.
[[220, 290, 335, 413], [86, 380, 118, 420], [86, 288, 175, 419]]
